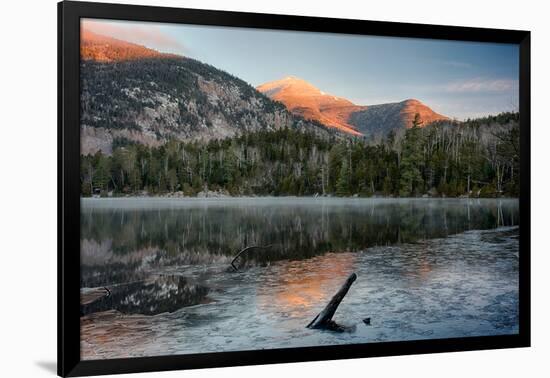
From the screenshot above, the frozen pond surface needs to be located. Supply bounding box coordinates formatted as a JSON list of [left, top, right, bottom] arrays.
[[80, 198, 519, 359]]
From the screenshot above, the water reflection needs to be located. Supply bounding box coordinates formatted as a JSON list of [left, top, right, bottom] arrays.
[[81, 226, 520, 359], [81, 275, 209, 316], [80, 198, 519, 317], [256, 253, 357, 318]]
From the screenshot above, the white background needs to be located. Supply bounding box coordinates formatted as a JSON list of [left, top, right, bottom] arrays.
[[1, 0, 548, 377]]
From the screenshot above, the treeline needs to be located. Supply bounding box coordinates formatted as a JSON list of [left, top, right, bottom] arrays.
[[80, 112, 519, 197]]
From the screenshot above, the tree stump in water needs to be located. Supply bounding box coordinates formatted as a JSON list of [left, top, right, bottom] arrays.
[[307, 273, 357, 332]]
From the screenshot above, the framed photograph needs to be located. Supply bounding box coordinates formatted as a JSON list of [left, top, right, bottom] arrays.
[[58, 1, 530, 376]]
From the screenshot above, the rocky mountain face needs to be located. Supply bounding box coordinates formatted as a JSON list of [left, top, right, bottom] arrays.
[[257, 77, 449, 137], [80, 31, 329, 155]]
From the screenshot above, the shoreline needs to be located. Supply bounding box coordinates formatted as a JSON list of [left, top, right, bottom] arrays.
[[81, 195, 520, 200], [80, 196, 519, 203]]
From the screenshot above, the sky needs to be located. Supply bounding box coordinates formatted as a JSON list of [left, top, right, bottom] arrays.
[[82, 19, 519, 120]]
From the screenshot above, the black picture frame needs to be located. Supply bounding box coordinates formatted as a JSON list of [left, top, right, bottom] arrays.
[[58, 1, 531, 376]]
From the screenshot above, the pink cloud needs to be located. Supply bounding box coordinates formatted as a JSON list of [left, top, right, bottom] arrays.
[[82, 19, 185, 54]]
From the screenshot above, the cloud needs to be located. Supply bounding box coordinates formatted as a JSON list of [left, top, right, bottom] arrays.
[[436, 60, 474, 69], [444, 78, 518, 93], [82, 19, 185, 54]]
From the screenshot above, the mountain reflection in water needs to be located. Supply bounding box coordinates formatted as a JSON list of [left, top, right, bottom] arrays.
[[256, 252, 357, 318], [80, 198, 519, 359], [81, 275, 210, 316], [81, 197, 517, 286]]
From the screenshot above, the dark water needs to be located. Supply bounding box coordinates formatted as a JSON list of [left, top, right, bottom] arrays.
[[80, 198, 519, 359]]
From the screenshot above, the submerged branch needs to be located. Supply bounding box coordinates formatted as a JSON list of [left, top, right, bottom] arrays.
[[230, 244, 274, 271]]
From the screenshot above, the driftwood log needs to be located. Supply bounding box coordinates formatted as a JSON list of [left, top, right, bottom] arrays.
[[307, 273, 357, 331], [230, 245, 274, 271]]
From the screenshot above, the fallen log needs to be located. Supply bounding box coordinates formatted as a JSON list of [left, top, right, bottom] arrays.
[[307, 273, 357, 331], [230, 244, 274, 271]]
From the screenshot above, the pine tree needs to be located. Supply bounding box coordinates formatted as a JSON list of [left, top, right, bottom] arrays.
[[399, 113, 424, 196], [336, 160, 350, 196]]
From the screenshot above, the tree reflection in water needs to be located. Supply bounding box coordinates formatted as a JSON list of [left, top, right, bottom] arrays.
[[80, 198, 519, 317]]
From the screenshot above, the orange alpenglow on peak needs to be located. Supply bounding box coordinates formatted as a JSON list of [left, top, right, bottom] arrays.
[[258, 77, 450, 136], [400, 99, 450, 128], [80, 28, 180, 62], [257, 77, 365, 135]]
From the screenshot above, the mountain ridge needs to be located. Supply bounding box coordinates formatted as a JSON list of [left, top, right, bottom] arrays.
[[80, 30, 335, 155], [80, 30, 451, 155], [80, 29, 180, 62], [257, 77, 450, 136], [257, 77, 364, 135]]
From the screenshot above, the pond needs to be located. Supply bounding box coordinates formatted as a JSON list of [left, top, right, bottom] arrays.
[[80, 197, 519, 359]]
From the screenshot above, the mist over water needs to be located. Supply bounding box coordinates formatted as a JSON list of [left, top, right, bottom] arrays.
[[80, 198, 519, 359]]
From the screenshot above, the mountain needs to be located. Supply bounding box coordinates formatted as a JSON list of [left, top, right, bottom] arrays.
[[348, 99, 450, 136], [80, 31, 331, 155], [257, 77, 364, 135], [257, 77, 449, 136], [80, 29, 177, 62], [80, 31, 450, 155]]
